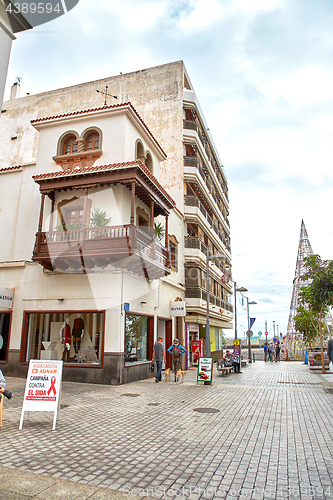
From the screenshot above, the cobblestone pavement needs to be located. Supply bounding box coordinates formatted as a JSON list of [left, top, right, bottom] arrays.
[[1, 361, 333, 500]]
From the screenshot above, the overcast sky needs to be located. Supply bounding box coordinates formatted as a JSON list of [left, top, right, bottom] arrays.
[[5, 0, 333, 340]]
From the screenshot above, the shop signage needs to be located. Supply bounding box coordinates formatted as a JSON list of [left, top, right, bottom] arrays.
[[187, 323, 199, 333], [19, 360, 63, 431], [197, 357, 213, 383], [192, 339, 203, 365], [233, 339, 241, 356], [170, 301, 186, 317], [0, 287, 14, 309]]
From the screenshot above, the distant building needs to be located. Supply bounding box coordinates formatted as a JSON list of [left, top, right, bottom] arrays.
[[0, 61, 232, 383], [0, 0, 31, 108]]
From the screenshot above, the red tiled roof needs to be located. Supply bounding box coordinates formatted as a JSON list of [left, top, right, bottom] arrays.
[[33, 160, 175, 207], [0, 165, 22, 172], [31, 102, 167, 158]]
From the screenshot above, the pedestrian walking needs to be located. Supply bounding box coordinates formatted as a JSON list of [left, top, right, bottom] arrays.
[[328, 336, 333, 368], [275, 342, 280, 362], [264, 343, 268, 362], [268, 342, 275, 362], [167, 339, 186, 382], [151, 337, 166, 383]]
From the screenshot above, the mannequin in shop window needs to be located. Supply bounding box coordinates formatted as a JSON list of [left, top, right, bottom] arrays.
[[72, 314, 85, 354], [61, 318, 71, 362]]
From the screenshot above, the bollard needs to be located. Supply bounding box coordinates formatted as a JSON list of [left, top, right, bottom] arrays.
[[253, 352, 255, 363]]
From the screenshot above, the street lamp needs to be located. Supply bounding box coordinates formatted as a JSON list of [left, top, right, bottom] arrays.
[[234, 284, 248, 340], [206, 251, 226, 357], [246, 298, 257, 363]]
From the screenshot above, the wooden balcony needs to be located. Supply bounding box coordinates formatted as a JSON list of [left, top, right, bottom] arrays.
[[32, 224, 170, 279]]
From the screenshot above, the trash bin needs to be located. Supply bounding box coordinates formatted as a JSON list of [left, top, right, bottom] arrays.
[[308, 348, 330, 370]]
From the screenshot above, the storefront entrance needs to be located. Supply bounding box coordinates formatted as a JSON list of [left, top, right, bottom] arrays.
[[0, 313, 11, 362]]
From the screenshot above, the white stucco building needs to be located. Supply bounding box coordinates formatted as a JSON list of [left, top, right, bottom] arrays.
[[0, 61, 232, 384]]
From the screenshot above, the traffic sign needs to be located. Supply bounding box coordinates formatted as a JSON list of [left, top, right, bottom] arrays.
[[246, 329, 253, 338]]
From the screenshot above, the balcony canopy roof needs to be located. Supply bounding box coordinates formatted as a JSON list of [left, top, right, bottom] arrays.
[[33, 160, 176, 217]]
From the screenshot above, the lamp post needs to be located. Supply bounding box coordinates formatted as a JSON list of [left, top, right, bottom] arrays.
[[246, 298, 257, 363], [234, 284, 248, 340], [206, 251, 226, 357]]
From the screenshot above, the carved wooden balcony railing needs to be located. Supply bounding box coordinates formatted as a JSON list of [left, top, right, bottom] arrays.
[[32, 224, 170, 279]]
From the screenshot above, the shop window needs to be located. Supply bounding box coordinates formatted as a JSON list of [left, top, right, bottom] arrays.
[[0, 313, 11, 361], [22, 311, 104, 365], [125, 314, 153, 364], [63, 135, 78, 155]]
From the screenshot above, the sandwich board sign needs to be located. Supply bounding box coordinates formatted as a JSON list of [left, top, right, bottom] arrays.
[[197, 357, 213, 384], [19, 360, 63, 431]]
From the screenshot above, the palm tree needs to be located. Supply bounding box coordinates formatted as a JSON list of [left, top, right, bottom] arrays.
[[90, 208, 111, 227], [153, 222, 165, 242]]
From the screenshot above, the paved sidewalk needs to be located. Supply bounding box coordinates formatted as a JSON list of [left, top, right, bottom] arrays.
[[1, 361, 333, 499]]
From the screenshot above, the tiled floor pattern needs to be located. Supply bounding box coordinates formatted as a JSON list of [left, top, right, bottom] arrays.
[[1, 361, 333, 499]]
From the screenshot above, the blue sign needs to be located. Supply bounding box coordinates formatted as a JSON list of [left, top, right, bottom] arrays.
[[250, 317, 256, 329], [124, 303, 130, 311]]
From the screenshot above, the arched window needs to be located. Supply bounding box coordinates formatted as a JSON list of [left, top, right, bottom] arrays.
[[85, 132, 99, 151], [136, 140, 145, 161], [145, 152, 153, 173], [63, 135, 78, 155]]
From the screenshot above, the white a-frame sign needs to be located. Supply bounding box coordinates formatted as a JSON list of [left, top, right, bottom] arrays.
[[19, 360, 63, 431]]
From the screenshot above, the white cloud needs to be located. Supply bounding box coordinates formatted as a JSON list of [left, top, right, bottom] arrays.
[[5, 0, 333, 336], [234, 0, 285, 13], [175, 0, 223, 32], [256, 66, 333, 106]]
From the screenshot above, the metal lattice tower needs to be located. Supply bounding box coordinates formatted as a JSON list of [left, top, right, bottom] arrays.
[[287, 220, 313, 334]]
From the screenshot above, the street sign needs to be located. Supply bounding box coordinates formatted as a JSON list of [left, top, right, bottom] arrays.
[[258, 331, 262, 336], [246, 329, 253, 338]]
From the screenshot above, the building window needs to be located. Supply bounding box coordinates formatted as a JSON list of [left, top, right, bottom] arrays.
[[64, 207, 84, 226], [22, 311, 104, 365], [145, 152, 153, 173], [63, 135, 78, 155], [125, 313, 153, 364], [85, 133, 99, 151], [136, 140, 145, 161], [169, 235, 178, 271]]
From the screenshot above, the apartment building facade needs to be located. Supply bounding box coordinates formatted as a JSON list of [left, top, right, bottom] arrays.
[[0, 61, 232, 383]]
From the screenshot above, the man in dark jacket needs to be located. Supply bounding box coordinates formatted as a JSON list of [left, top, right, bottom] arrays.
[[152, 337, 166, 383]]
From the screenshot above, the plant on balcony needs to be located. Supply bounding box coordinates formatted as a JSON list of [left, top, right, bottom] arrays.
[[55, 223, 82, 231], [90, 207, 112, 228], [153, 222, 165, 242]]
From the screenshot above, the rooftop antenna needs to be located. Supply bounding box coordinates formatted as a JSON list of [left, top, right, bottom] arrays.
[[96, 85, 117, 106]]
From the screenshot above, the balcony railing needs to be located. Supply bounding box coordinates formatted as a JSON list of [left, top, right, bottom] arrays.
[[184, 196, 231, 252], [184, 156, 229, 223], [183, 122, 229, 200], [184, 237, 230, 276], [185, 287, 233, 313], [33, 224, 170, 278]]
